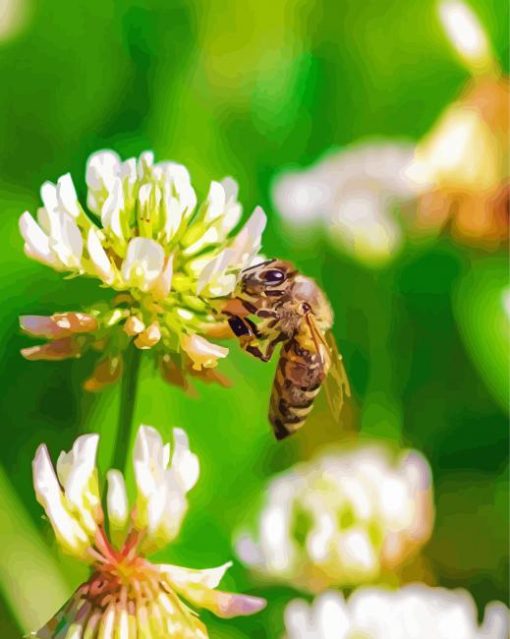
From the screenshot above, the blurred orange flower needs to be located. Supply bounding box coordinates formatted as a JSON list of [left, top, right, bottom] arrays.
[[410, 76, 509, 247]]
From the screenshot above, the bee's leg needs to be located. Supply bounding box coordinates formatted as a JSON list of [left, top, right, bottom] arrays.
[[245, 334, 285, 363], [242, 312, 285, 362], [227, 315, 260, 339], [245, 344, 268, 360], [260, 334, 286, 362], [225, 315, 271, 362]]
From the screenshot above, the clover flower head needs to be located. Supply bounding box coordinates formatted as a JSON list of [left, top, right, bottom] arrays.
[[284, 587, 509, 639], [31, 425, 265, 638], [406, 3, 509, 248], [19, 149, 267, 390], [236, 445, 434, 592], [272, 142, 418, 266], [407, 75, 509, 247]]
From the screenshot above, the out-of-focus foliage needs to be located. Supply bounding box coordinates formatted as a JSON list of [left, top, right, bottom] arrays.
[[0, 1, 507, 637]]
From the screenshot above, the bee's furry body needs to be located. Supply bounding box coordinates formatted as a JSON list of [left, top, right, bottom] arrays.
[[270, 338, 326, 439], [222, 259, 337, 440]]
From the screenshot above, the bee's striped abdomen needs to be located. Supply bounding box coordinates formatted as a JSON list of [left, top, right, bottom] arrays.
[[269, 339, 327, 440]]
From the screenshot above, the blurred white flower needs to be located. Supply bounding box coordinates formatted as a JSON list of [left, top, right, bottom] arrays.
[[31, 425, 265, 638], [272, 142, 418, 266], [438, 0, 496, 75], [19, 149, 266, 390], [284, 587, 509, 639], [236, 445, 434, 592], [0, 0, 31, 43]]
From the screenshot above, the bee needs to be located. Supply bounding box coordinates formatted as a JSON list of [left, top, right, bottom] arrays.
[[222, 259, 350, 440]]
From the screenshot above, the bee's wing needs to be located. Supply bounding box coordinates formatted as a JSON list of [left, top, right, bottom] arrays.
[[304, 312, 330, 364], [324, 330, 351, 421], [304, 314, 350, 421]]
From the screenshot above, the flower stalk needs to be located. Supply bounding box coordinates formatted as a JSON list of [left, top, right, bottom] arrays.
[[112, 345, 142, 474]]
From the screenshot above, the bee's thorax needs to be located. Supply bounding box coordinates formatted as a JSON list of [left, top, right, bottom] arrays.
[[292, 275, 333, 330]]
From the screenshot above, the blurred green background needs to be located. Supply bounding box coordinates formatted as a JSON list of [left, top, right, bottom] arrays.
[[0, 0, 508, 637]]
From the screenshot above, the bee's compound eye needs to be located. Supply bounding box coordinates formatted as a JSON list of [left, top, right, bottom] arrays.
[[262, 269, 285, 285]]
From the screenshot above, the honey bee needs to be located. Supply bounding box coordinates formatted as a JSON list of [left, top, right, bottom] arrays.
[[222, 259, 350, 440]]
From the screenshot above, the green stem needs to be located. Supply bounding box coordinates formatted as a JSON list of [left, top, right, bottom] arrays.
[[112, 346, 142, 472]]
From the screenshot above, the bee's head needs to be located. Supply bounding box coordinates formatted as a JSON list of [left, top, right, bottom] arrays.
[[239, 259, 295, 298]]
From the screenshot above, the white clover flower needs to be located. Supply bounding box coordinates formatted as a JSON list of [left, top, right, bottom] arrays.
[[31, 425, 265, 638], [284, 587, 509, 639], [272, 142, 419, 266], [235, 445, 434, 592], [132, 425, 199, 553], [19, 149, 266, 390]]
